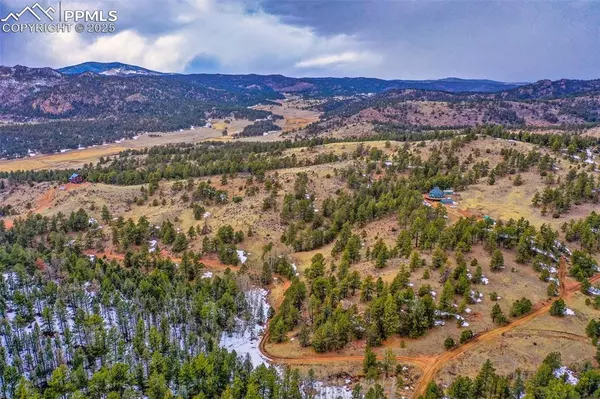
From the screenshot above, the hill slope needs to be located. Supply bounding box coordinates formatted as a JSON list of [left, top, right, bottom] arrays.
[[58, 62, 163, 77], [3, 63, 600, 157], [311, 80, 600, 131]]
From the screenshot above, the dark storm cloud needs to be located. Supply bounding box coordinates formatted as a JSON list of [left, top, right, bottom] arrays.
[[0, 0, 598, 80], [261, 0, 600, 81]]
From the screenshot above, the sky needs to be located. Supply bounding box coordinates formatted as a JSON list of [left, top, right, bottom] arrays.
[[0, 0, 598, 81]]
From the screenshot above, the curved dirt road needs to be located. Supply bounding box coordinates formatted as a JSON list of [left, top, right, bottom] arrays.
[[260, 257, 598, 398]]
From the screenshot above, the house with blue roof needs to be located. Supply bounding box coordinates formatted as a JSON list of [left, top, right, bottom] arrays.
[[427, 186, 444, 200], [68, 173, 83, 184]]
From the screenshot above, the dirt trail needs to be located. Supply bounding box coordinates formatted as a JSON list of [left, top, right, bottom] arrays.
[[35, 187, 56, 212], [259, 257, 599, 398], [273, 279, 292, 311], [412, 264, 598, 397], [4, 182, 89, 228], [559, 256, 568, 296], [35, 182, 90, 213], [259, 326, 435, 370], [414, 299, 554, 397], [511, 328, 590, 343]]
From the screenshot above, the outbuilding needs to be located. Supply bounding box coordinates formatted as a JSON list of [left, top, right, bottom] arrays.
[[68, 173, 83, 184]]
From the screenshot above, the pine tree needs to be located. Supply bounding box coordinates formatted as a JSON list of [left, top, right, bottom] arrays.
[[513, 174, 524, 186], [490, 249, 504, 271], [447, 376, 474, 399], [382, 349, 396, 377], [550, 298, 566, 316], [409, 250, 422, 271], [147, 372, 170, 399], [363, 346, 378, 380], [516, 236, 530, 264], [383, 294, 400, 337], [41, 306, 54, 335], [431, 247, 446, 269], [361, 276, 375, 302], [172, 233, 188, 252], [14, 377, 40, 399], [438, 280, 455, 311], [101, 205, 111, 224], [491, 303, 508, 325], [473, 359, 496, 398]]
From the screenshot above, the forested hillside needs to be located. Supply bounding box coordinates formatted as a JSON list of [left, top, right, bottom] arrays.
[[3, 64, 600, 159], [1, 125, 600, 397], [310, 84, 600, 132], [0, 211, 323, 398]]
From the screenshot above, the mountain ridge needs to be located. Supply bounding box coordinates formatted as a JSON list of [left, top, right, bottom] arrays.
[[58, 62, 163, 77], [3, 63, 600, 157], [53, 62, 525, 94]]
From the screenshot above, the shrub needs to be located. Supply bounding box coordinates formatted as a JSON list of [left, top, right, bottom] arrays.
[[510, 297, 533, 317], [460, 330, 474, 344], [550, 299, 566, 317]]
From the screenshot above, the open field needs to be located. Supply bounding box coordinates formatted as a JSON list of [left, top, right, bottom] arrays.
[[0, 99, 322, 173], [435, 292, 597, 388], [261, 259, 600, 398], [458, 176, 599, 230], [253, 98, 321, 132], [0, 124, 229, 172], [581, 126, 600, 138], [412, 135, 600, 228]]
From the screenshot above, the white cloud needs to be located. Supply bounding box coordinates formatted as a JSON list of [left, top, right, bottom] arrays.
[[295, 51, 375, 68], [6, 0, 381, 75]]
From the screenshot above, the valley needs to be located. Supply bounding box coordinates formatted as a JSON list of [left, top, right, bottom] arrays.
[[1, 62, 600, 399]]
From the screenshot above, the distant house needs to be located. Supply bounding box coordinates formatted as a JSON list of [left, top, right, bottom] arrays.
[[426, 186, 444, 201], [440, 198, 454, 205], [68, 173, 83, 184], [443, 189, 454, 195], [483, 215, 496, 225]]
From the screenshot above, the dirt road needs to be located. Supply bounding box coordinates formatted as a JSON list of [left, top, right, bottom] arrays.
[[3, 182, 89, 228], [259, 256, 598, 398]]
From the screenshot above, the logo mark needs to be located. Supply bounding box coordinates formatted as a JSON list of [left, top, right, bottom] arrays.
[[1, 2, 56, 22]]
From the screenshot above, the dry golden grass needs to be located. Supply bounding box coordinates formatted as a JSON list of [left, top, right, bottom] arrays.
[[580, 126, 600, 138], [6, 135, 600, 395], [0, 125, 231, 172], [436, 292, 597, 387], [252, 98, 321, 132], [410, 136, 597, 229], [0, 146, 128, 172], [0, 101, 322, 173]]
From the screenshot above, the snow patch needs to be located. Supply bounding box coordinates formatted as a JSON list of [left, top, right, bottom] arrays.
[[554, 366, 579, 385], [589, 287, 600, 296], [309, 381, 353, 399], [236, 250, 249, 264], [219, 288, 270, 367], [564, 308, 575, 316], [201, 271, 213, 279]]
